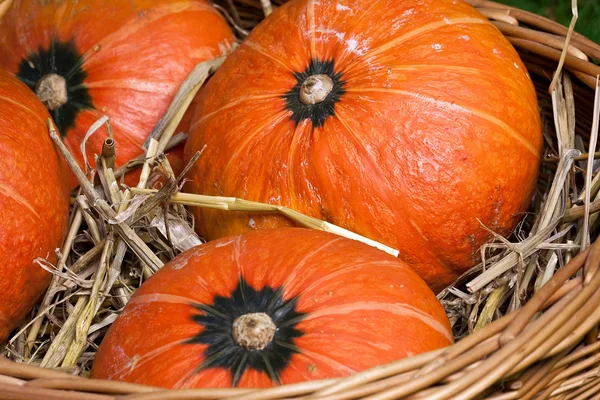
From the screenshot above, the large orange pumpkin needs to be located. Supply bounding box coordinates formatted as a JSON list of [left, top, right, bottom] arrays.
[[0, 71, 71, 342], [0, 0, 235, 187], [184, 0, 543, 293], [91, 228, 453, 388]]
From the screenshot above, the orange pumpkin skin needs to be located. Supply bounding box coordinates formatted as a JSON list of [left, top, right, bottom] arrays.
[[91, 228, 453, 389], [0, 71, 71, 342], [184, 0, 542, 293], [0, 0, 235, 187]]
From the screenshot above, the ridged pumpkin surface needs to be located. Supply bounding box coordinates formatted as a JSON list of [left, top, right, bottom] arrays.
[[184, 0, 542, 292], [0, 0, 235, 187], [91, 228, 453, 388], [0, 71, 71, 342]]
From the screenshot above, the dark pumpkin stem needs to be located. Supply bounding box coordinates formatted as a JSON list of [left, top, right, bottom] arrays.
[[299, 74, 333, 105], [16, 37, 93, 136], [188, 278, 305, 386], [232, 313, 277, 350], [35, 73, 68, 110], [283, 59, 345, 128]]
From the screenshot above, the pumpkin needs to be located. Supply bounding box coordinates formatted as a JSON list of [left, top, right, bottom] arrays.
[[0, 0, 235, 187], [0, 71, 71, 342], [183, 0, 543, 293], [91, 227, 453, 388]]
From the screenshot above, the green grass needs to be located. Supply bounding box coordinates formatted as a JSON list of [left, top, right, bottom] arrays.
[[495, 0, 600, 43]]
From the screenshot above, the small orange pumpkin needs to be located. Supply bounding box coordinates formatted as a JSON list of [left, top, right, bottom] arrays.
[[91, 228, 453, 388], [0, 71, 71, 342], [184, 0, 542, 292], [0, 0, 235, 187]]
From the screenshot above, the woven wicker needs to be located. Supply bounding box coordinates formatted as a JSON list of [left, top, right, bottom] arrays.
[[2, 0, 600, 398]]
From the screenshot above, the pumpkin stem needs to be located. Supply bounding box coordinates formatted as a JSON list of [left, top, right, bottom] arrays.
[[35, 74, 68, 111], [232, 312, 276, 350], [299, 74, 333, 105]]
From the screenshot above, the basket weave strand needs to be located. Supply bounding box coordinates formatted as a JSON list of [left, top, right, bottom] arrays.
[[1, 0, 600, 399]]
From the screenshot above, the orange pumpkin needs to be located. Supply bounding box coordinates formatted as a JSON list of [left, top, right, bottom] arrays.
[[91, 228, 453, 388], [0, 71, 71, 342], [0, 0, 235, 187], [184, 0, 542, 293]]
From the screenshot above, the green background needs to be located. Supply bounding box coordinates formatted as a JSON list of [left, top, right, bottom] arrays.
[[495, 0, 600, 43]]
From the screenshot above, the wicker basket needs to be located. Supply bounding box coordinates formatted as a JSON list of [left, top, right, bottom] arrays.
[[2, 0, 600, 399]]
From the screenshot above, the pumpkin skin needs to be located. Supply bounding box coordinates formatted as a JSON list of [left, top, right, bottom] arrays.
[[183, 0, 543, 293], [0, 0, 235, 187], [91, 228, 453, 389], [0, 71, 71, 342]]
